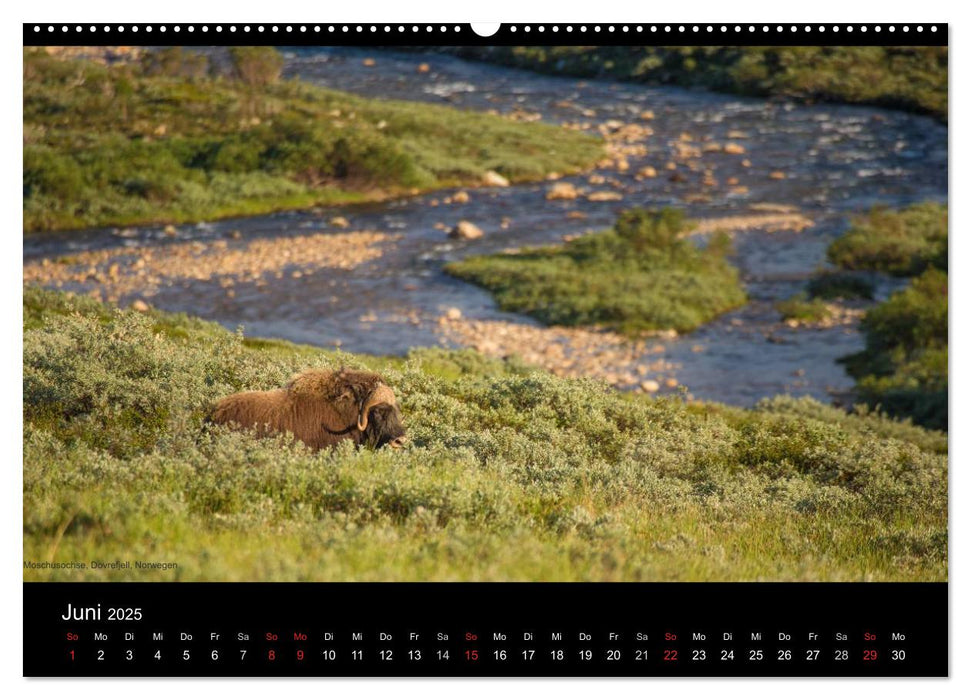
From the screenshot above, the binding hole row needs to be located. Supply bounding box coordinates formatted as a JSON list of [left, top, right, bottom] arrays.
[[31, 24, 939, 34]]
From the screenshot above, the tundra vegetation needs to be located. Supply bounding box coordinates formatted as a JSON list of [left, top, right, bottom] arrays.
[[774, 295, 834, 325], [805, 271, 875, 301], [843, 267, 948, 431], [831, 204, 948, 431], [23, 47, 603, 232], [827, 202, 948, 276], [774, 272, 876, 324], [24, 287, 946, 581], [446, 46, 948, 120], [446, 208, 747, 335], [774, 203, 947, 429]]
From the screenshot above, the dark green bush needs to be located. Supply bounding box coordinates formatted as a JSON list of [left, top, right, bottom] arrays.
[[843, 268, 948, 430], [775, 295, 832, 323], [806, 271, 875, 300], [614, 207, 685, 252], [208, 137, 264, 174], [828, 203, 948, 276], [23, 146, 85, 199], [860, 268, 946, 357]]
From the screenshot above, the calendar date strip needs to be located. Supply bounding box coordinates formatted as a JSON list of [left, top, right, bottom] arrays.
[[25, 582, 947, 677]]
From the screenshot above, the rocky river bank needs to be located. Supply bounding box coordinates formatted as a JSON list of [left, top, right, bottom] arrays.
[[24, 230, 392, 307]]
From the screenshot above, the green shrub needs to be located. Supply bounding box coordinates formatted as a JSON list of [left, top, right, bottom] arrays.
[[446, 208, 747, 335], [827, 203, 948, 276], [806, 271, 875, 300], [842, 268, 948, 430], [615, 207, 684, 252], [228, 47, 284, 87], [207, 137, 263, 174], [23, 145, 86, 200], [754, 394, 946, 455], [140, 47, 210, 80], [775, 295, 832, 323], [776, 270, 872, 324]]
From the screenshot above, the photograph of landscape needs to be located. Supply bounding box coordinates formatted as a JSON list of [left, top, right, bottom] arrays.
[[23, 44, 947, 582]]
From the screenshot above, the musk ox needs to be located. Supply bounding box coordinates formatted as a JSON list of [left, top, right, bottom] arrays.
[[209, 369, 406, 450]]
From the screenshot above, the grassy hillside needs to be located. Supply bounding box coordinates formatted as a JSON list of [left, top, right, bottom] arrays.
[[446, 208, 747, 335], [447, 46, 947, 120], [23, 47, 603, 232], [24, 287, 946, 581]]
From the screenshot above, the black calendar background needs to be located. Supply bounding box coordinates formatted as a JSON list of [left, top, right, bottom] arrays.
[[24, 582, 947, 676]]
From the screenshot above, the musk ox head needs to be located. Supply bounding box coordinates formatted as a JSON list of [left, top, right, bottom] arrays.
[[287, 368, 407, 449], [360, 401, 407, 450]]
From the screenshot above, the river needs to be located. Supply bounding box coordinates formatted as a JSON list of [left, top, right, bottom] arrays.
[[23, 47, 948, 407]]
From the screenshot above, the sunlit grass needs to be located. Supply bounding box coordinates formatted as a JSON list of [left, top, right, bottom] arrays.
[[23, 287, 946, 582]]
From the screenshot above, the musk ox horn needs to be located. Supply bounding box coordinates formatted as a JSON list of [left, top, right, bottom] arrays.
[[358, 384, 397, 432]]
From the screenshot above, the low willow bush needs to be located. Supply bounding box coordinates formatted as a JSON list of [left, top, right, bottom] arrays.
[[23, 287, 946, 581], [776, 272, 874, 325], [806, 271, 875, 300], [775, 295, 832, 324], [446, 208, 747, 335], [828, 203, 948, 277]]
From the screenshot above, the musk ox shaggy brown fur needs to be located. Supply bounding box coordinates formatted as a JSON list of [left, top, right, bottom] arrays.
[[209, 369, 406, 450]]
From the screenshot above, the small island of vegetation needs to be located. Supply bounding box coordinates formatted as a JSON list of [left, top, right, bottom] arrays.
[[446, 208, 747, 335]]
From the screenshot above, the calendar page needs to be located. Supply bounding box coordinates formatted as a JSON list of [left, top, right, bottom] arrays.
[[21, 22, 948, 677]]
